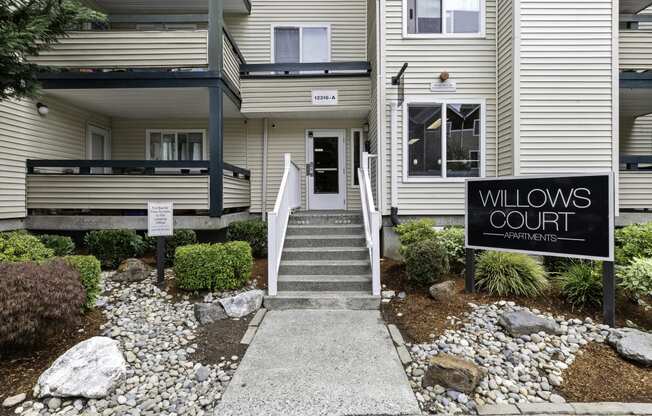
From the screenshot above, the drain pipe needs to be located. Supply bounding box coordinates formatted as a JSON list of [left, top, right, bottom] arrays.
[[390, 101, 400, 226], [261, 118, 269, 220]]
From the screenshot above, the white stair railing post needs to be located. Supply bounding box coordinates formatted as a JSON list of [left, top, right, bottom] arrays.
[[359, 152, 381, 297]]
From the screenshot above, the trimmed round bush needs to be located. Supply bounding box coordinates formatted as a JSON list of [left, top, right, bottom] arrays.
[[0, 231, 54, 263], [436, 227, 466, 274], [557, 262, 603, 308], [65, 255, 102, 311], [0, 258, 86, 348], [174, 241, 253, 291], [84, 229, 145, 269], [476, 251, 549, 297], [404, 239, 449, 286], [618, 257, 652, 299], [615, 222, 652, 265], [40, 234, 75, 257], [395, 219, 437, 258], [146, 229, 197, 266], [227, 220, 267, 258]]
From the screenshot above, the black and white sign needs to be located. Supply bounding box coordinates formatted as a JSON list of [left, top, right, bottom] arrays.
[[465, 174, 614, 261], [148, 201, 174, 237], [311, 90, 338, 106], [430, 80, 457, 92]]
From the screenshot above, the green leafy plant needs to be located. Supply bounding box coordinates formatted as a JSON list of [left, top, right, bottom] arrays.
[[0, 259, 85, 348], [226, 220, 267, 258], [395, 219, 437, 257], [65, 255, 101, 311], [615, 222, 652, 265], [39, 234, 75, 257], [145, 229, 197, 266], [0, 231, 54, 263], [404, 239, 450, 286], [174, 241, 253, 291], [436, 227, 466, 274], [84, 229, 145, 269], [557, 262, 603, 308], [476, 251, 549, 297], [618, 257, 652, 299]]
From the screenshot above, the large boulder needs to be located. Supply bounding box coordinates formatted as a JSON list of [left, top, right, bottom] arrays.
[[422, 354, 485, 393], [194, 303, 228, 324], [608, 328, 652, 366], [429, 280, 456, 302], [111, 259, 151, 282], [498, 310, 562, 337], [220, 290, 264, 318], [35, 337, 126, 399]]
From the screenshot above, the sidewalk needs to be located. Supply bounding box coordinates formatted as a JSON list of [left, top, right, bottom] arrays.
[[213, 310, 421, 416], [478, 402, 652, 415]]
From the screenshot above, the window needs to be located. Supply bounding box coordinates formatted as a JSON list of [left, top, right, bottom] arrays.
[[351, 129, 365, 186], [406, 0, 482, 35], [405, 101, 483, 180], [273, 25, 330, 63], [147, 130, 206, 161]]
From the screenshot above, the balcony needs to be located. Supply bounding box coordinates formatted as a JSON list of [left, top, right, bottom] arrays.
[[620, 29, 652, 70], [620, 156, 652, 211]]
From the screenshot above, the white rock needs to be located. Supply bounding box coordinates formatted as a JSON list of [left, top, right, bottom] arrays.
[[219, 290, 264, 318], [2, 393, 26, 408]]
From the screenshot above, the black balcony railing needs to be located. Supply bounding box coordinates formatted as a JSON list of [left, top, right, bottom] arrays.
[[240, 61, 372, 79], [621, 155, 652, 171]]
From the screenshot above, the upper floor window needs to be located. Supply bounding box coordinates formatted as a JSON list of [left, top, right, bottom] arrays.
[[273, 25, 330, 63], [406, 0, 483, 36]]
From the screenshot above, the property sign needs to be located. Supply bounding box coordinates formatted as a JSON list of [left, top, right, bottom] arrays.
[[431, 80, 457, 93], [312, 89, 338, 106], [147, 201, 174, 237], [465, 174, 614, 261]]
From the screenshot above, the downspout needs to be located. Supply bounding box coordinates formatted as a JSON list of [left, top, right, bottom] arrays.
[[262, 118, 269, 220], [390, 101, 400, 226], [376, 0, 387, 218]]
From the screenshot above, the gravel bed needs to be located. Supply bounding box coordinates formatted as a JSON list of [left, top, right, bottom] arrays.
[[405, 301, 610, 415]]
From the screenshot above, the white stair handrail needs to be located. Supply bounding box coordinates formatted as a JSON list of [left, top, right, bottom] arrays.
[[358, 152, 381, 296], [267, 153, 301, 296]]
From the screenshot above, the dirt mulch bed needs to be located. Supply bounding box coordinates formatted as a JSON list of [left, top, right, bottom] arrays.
[[191, 314, 252, 365], [558, 343, 652, 402], [252, 257, 268, 290], [0, 310, 105, 414]]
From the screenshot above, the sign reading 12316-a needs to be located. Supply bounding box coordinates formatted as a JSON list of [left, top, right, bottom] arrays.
[[465, 174, 614, 261]]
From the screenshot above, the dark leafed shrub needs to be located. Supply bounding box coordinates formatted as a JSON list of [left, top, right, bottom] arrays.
[[65, 255, 102, 311], [0, 231, 54, 263], [476, 251, 549, 297], [145, 229, 197, 266], [40, 234, 75, 257], [84, 229, 145, 269], [227, 219, 267, 258], [0, 259, 85, 348], [404, 239, 450, 286], [557, 262, 603, 309]]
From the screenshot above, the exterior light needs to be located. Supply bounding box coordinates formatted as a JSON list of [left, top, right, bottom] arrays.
[[36, 102, 49, 116], [439, 71, 449, 82]]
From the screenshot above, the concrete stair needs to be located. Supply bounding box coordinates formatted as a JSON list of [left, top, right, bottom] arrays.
[[265, 211, 379, 310]]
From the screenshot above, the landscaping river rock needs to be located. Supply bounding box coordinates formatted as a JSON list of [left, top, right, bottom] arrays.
[[405, 301, 610, 415], [13, 272, 241, 416]]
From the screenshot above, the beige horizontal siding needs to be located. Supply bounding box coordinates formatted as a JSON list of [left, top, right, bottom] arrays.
[[620, 171, 652, 210], [29, 30, 209, 68], [497, 0, 514, 176], [621, 114, 652, 156], [241, 77, 370, 115], [224, 175, 251, 208], [620, 30, 652, 70], [223, 35, 242, 93]]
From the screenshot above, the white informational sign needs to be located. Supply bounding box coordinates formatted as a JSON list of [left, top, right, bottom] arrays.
[[431, 80, 457, 93], [148, 201, 174, 237], [312, 90, 338, 106]]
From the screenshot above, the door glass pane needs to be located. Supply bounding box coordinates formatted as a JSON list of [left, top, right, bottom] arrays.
[[302, 27, 329, 62], [91, 133, 104, 160], [314, 136, 339, 194], [416, 0, 442, 33], [446, 104, 481, 177], [445, 0, 480, 33], [408, 105, 442, 176], [274, 27, 300, 63]]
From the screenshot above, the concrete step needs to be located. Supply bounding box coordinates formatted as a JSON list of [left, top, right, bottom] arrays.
[[264, 291, 380, 310], [284, 235, 366, 248], [282, 247, 369, 261], [289, 211, 363, 226], [286, 224, 365, 236], [277, 275, 372, 292], [279, 260, 371, 276]]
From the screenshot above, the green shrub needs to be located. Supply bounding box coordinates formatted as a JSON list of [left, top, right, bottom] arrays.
[[476, 251, 549, 297], [174, 241, 253, 291], [226, 220, 267, 258], [84, 230, 145, 269], [145, 229, 197, 266], [65, 255, 102, 311], [436, 227, 466, 274], [0, 259, 85, 348], [615, 223, 652, 265], [618, 257, 652, 299], [40, 234, 75, 257], [557, 262, 603, 308], [543, 256, 592, 275], [395, 219, 438, 257], [0, 231, 54, 263], [404, 239, 449, 286]]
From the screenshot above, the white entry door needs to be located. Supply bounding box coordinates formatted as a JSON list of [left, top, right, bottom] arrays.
[[87, 125, 111, 173], [306, 129, 346, 210]]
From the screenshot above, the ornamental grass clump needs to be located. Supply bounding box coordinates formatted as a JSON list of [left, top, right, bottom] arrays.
[[557, 262, 603, 308], [404, 239, 449, 286], [476, 251, 549, 297]]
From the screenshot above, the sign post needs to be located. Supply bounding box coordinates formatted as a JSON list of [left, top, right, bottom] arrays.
[[464, 174, 615, 324], [148, 201, 174, 287]]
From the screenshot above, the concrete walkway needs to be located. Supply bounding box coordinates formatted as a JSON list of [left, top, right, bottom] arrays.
[[214, 310, 421, 416]]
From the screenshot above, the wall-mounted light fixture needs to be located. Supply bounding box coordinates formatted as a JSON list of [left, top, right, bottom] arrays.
[[36, 102, 49, 116], [439, 72, 450, 82]]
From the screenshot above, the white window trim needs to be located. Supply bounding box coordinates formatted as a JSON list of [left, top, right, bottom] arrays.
[[402, 96, 486, 183], [402, 0, 486, 39], [351, 128, 364, 187], [270, 23, 332, 63], [145, 129, 208, 161]]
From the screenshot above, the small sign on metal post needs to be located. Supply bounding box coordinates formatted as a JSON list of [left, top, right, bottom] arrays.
[[148, 201, 173, 287]]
